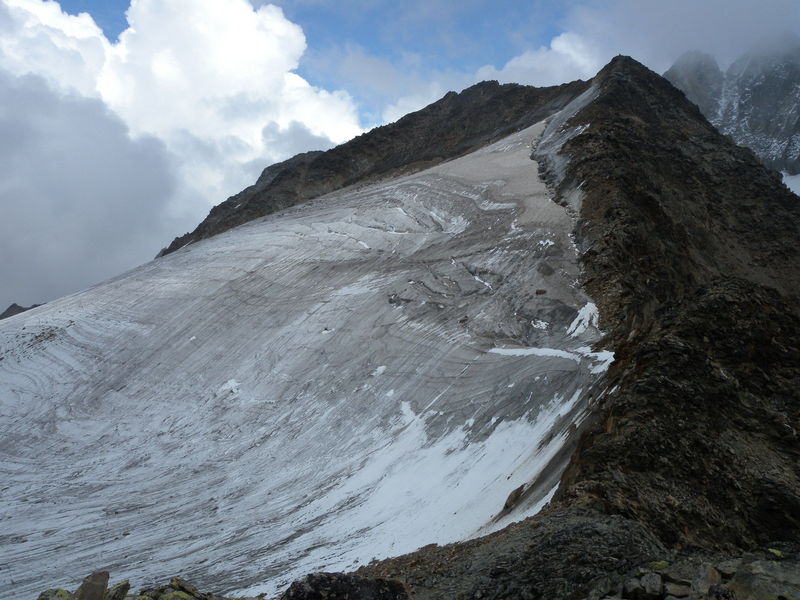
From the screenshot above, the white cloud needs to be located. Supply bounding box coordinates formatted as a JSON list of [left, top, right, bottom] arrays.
[[365, 0, 800, 126], [0, 0, 364, 306], [380, 81, 448, 124], [0, 0, 108, 95], [476, 32, 603, 87], [0, 0, 362, 223], [0, 68, 177, 307]]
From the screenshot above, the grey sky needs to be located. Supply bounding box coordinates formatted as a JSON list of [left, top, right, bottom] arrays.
[[0, 68, 177, 308]]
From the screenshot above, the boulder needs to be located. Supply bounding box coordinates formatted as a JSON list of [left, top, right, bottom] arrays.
[[37, 590, 72, 600], [691, 565, 721, 595], [105, 580, 130, 600], [280, 573, 410, 600], [728, 559, 800, 600], [75, 572, 109, 600]]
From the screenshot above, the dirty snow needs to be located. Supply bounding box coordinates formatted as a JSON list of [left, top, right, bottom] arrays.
[[0, 119, 612, 599]]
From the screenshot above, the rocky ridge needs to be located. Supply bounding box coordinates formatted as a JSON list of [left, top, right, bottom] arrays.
[[159, 79, 589, 255], [329, 56, 800, 599], [664, 36, 800, 174]]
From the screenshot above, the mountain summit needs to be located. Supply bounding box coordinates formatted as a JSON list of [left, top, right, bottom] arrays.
[[3, 56, 800, 600], [665, 35, 800, 174]]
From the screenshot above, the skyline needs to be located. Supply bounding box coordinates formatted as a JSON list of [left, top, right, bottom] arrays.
[[1, 0, 799, 308]]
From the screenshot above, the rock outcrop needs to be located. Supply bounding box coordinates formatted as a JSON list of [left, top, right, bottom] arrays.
[[280, 573, 410, 600], [665, 35, 800, 174], [549, 54, 800, 550]]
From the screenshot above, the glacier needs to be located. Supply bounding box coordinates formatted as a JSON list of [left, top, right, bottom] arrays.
[[0, 120, 611, 598]]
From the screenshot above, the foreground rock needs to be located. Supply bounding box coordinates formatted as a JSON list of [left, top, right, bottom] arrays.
[[280, 573, 410, 600], [38, 549, 800, 600]]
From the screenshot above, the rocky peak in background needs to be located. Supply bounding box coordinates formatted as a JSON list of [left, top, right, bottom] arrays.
[[661, 51, 724, 117], [0, 303, 41, 320], [159, 78, 589, 256], [665, 34, 800, 174]]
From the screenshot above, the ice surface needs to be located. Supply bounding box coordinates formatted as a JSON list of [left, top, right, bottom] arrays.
[[566, 302, 600, 337], [783, 172, 800, 195], [0, 120, 611, 599]]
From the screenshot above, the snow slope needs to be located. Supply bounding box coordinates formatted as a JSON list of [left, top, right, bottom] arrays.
[[785, 172, 800, 195], [0, 120, 611, 598]]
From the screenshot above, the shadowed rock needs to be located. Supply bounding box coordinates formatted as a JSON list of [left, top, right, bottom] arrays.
[[280, 573, 410, 600], [75, 571, 108, 600]]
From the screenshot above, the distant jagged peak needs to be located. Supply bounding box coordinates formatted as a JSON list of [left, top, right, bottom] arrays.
[[663, 51, 724, 118], [726, 32, 800, 80], [665, 36, 800, 175], [668, 49, 721, 72], [0, 302, 41, 320]]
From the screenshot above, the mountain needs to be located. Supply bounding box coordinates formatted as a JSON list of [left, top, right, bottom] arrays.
[[0, 303, 41, 320], [158, 78, 589, 256], [4, 56, 800, 600], [1, 78, 603, 599], [664, 35, 800, 174]]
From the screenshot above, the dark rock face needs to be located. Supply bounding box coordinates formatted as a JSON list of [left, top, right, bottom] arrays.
[[545, 55, 800, 551], [159, 78, 589, 255], [280, 573, 410, 600], [357, 512, 665, 600], [665, 36, 800, 174], [0, 302, 40, 320]]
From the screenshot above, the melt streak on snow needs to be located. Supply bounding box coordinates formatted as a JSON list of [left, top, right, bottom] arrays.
[[0, 121, 609, 598]]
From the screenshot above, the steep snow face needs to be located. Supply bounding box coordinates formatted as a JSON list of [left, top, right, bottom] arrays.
[[0, 121, 610, 599]]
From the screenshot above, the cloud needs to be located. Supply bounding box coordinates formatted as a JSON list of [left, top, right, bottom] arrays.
[[0, 0, 108, 96], [563, 0, 800, 71], [0, 68, 176, 308], [361, 0, 800, 124], [0, 0, 363, 217], [475, 32, 603, 87], [0, 0, 364, 305]]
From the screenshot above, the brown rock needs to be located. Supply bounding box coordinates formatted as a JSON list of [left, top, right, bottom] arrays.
[[105, 580, 130, 600], [75, 572, 109, 600], [664, 581, 693, 597], [692, 565, 722, 595]]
